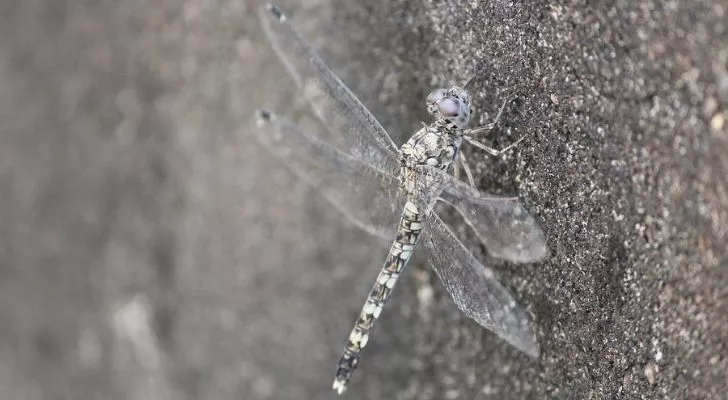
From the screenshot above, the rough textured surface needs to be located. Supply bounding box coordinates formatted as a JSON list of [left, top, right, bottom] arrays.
[[1, 0, 726, 399]]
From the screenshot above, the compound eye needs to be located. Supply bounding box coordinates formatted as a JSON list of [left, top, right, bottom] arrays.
[[437, 98, 460, 118], [426, 88, 447, 104]]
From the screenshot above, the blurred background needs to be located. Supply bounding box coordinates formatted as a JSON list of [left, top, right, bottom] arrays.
[[1, 0, 726, 399]]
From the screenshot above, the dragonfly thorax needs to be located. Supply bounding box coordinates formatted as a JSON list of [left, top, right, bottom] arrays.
[[400, 122, 463, 170], [398, 121, 463, 195]]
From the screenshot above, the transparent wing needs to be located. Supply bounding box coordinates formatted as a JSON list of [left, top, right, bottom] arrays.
[[255, 109, 403, 239], [413, 166, 548, 263], [420, 211, 539, 357], [258, 5, 400, 170]]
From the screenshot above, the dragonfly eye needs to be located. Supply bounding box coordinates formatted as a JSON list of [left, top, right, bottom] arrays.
[[426, 88, 447, 104], [437, 98, 460, 118]]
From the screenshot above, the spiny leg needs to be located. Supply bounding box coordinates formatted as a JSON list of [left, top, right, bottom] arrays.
[[463, 96, 525, 156], [464, 96, 514, 136], [464, 135, 526, 157], [333, 201, 422, 394]]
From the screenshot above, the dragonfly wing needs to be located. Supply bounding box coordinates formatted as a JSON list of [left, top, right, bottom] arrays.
[[414, 166, 548, 263], [255, 109, 402, 239], [420, 210, 539, 357], [258, 5, 400, 170]]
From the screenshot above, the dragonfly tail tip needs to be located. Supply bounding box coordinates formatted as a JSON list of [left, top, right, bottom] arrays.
[[332, 379, 348, 395]]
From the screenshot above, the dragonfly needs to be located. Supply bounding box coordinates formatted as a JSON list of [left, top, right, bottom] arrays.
[[254, 4, 548, 394]]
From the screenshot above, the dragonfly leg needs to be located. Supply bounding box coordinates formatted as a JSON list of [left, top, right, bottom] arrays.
[[464, 135, 525, 157], [464, 95, 514, 136], [457, 150, 477, 189], [464, 95, 525, 156]]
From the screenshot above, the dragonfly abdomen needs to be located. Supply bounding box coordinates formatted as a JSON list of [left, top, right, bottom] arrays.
[[333, 200, 422, 394]]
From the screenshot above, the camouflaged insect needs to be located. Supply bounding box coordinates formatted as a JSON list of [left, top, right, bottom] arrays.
[[255, 4, 548, 394]]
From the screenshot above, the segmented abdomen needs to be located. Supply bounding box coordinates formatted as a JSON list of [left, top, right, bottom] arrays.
[[333, 199, 422, 394]]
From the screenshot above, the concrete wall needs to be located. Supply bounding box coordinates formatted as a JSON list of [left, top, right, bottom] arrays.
[[1, 0, 726, 398]]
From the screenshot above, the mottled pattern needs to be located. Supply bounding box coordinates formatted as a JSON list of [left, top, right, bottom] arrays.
[[333, 200, 422, 394], [400, 120, 463, 171], [333, 106, 467, 394], [256, 4, 548, 396]]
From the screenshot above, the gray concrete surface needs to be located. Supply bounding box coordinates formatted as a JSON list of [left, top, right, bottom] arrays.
[[1, 0, 726, 399]]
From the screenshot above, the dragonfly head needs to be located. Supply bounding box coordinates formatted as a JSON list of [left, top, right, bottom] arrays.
[[425, 86, 471, 129]]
